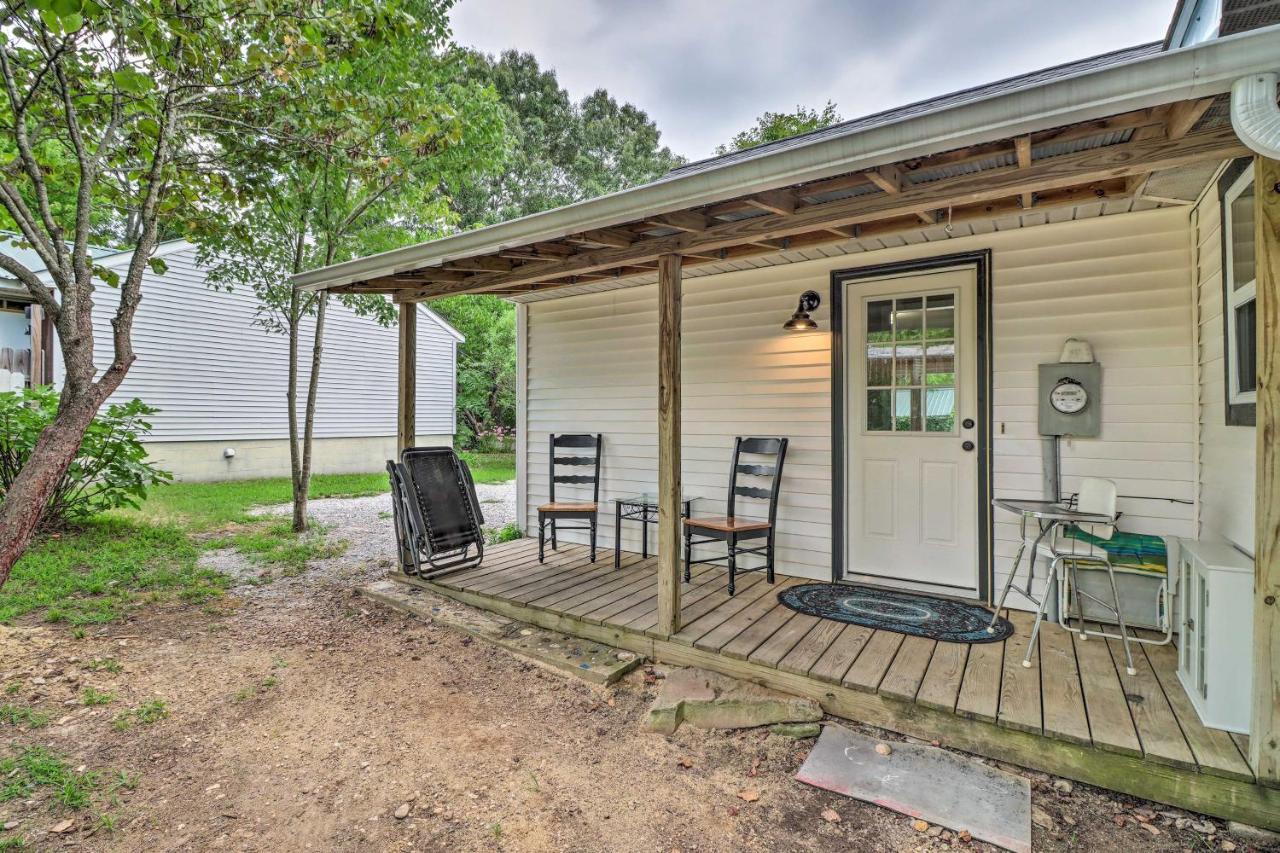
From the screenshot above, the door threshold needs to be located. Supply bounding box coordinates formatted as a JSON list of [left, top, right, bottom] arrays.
[[840, 573, 983, 606]]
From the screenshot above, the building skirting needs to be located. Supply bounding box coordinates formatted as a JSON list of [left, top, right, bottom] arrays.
[[144, 434, 453, 482]]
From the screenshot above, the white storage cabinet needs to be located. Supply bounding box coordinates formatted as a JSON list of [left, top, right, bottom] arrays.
[[1175, 539, 1254, 733]]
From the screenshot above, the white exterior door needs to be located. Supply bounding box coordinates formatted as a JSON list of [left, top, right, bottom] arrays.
[[844, 266, 980, 596]]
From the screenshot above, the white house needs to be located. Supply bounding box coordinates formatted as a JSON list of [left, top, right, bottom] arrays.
[[0, 239, 459, 480], [292, 1, 1280, 829]]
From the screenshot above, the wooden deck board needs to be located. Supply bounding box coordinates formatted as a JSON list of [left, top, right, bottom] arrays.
[[671, 577, 790, 646], [749, 613, 821, 669], [1038, 617, 1092, 745], [400, 544, 1279, 831], [777, 619, 846, 678], [842, 630, 903, 693], [915, 642, 969, 713], [955, 634, 1004, 723], [879, 636, 936, 703], [998, 612, 1043, 735], [808, 624, 875, 684], [1072, 625, 1143, 757]]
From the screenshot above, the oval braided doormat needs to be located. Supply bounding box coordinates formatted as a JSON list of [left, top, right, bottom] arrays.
[[778, 583, 1013, 643]]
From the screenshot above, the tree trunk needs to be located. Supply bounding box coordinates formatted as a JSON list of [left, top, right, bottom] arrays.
[[0, 384, 110, 584], [286, 289, 305, 533], [294, 294, 327, 533]]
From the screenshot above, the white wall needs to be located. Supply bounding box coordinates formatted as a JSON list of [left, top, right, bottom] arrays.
[[1193, 167, 1256, 554], [60, 243, 457, 445], [520, 207, 1199, 599]]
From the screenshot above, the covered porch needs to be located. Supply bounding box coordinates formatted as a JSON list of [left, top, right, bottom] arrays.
[[291, 25, 1280, 832], [401, 537, 1276, 828]]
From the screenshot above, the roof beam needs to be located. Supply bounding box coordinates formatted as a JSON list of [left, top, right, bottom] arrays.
[[1015, 135, 1034, 209], [863, 164, 904, 194], [643, 211, 710, 232], [565, 227, 636, 248], [403, 126, 1245, 299], [1166, 98, 1215, 140], [743, 188, 797, 216]]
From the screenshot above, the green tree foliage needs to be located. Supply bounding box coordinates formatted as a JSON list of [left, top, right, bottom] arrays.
[[439, 50, 684, 447], [0, 0, 412, 581], [449, 49, 684, 228], [194, 0, 506, 531], [428, 296, 515, 447], [715, 102, 843, 154], [0, 387, 171, 528]]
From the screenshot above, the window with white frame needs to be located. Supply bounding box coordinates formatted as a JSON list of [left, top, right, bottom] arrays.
[[1221, 160, 1257, 425]]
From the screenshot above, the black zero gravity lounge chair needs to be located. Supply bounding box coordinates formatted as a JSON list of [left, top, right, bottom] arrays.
[[387, 446, 486, 579]]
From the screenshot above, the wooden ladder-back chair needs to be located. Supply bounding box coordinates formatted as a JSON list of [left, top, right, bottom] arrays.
[[683, 436, 789, 595], [538, 433, 603, 563]]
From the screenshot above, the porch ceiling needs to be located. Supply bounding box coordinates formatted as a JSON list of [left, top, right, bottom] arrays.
[[291, 26, 1280, 303]]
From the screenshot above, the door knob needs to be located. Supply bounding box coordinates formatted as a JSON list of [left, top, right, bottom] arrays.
[[962, 418, 975, 429], [961, 440, 975, 452]]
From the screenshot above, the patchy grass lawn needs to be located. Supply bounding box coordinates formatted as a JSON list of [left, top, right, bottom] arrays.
[[0, 452, 515, 628]]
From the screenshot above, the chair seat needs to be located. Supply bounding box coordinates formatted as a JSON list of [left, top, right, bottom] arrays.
[[1035, 537, 1109, 562], [685, 516, 772, 533], [539, 501, 598, 513]]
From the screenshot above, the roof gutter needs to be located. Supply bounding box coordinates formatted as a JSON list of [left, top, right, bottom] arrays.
[[294, 24, 1280, 292]]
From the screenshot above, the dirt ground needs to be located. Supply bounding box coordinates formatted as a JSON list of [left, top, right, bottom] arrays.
[[0, 511, 1271, 852]]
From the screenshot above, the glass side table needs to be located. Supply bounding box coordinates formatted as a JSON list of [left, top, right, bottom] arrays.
[[613, 493, 698, 569]]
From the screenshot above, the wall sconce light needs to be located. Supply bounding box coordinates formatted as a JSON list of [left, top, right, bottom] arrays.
[[783, 290, 821, 331]]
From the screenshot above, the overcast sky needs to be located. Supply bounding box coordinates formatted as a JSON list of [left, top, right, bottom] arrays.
[[450, 0, 1176, 160]]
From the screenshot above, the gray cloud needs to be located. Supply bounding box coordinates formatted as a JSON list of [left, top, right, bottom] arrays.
[[450, 0, 1175, 159]]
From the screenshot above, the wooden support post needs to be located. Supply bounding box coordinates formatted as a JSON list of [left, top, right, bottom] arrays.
[[397, 302, 417, 456], [1253, 155, 1280, 785], [657, 253, 682, 636]]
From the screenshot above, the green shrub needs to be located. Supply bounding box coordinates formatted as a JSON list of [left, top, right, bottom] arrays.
[[0, 387, 172, 528]]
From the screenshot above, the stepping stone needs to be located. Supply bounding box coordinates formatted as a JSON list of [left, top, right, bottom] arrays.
[[358, 580, 644, 685], [644, 667, 822, 734]]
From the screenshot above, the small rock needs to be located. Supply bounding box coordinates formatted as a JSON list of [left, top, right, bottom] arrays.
[[911, 819, 929, 832], [1051, 779, 1073, 795], [1176, 818, 1191, 830], [393, 804, 410, 820], [874, 743, 893, 756], [736, 789, 760, 803], [3, 821, 18, 830], [926, 825, 943, 838], [769, 722, 820, 739], [1031, 805, 1054, 831], [50, 819, 74, 834], [958, 829, 972, 843], [1139, 823, 1161, 837], [1192, 820, 1217, 835], [1220, 841, 1237, 852], [820, 808, 841, 823]]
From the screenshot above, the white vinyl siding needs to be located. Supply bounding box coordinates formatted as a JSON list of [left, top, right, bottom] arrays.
[[521, 207, 1198, 597], [1193, 172, 1256, 554], [71, 245, 457, 442]]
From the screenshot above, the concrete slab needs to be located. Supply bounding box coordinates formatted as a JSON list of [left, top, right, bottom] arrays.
[[796, 723, 1032, 853], [359, 580, 645, 685], [645, 667, 823, 734]]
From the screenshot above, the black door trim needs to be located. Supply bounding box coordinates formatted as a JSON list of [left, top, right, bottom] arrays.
[[829, 250, 993, 602]]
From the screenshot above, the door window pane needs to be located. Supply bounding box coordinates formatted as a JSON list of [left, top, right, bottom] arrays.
[[894, 388, 922, 432], [866, 389, 891, 431], [925, 343, 955, 386], [893, 297, 923, 341], [925, 294, 954, 340], [866, 299, 893, 343], [866, 344, 892, 386], [926, 388, 956, 432], [894, 344, 923, 386]]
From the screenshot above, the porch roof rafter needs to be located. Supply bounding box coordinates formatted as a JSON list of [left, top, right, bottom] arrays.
[[291, 24, 1280, 300]]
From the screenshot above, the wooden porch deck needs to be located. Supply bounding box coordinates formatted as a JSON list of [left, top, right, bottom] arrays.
[[399, 538, 1279, 829]]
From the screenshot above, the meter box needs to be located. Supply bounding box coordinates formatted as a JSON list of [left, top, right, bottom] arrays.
[[1038, 362, 1101, 437]]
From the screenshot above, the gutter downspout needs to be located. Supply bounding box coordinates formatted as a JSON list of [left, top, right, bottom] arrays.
[[1231, 73, 1280, 158]]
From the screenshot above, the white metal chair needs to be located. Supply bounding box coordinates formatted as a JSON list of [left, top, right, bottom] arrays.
[[1024, 478, 1138, 676]]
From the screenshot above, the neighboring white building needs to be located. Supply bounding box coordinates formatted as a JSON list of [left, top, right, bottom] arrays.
[[0, 239, 459, 480]]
